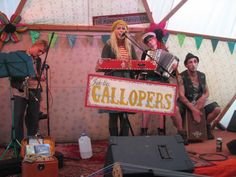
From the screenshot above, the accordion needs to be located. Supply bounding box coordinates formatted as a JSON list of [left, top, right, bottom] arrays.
[[95, 58, 157, 72], [146, 49, 179, 78]]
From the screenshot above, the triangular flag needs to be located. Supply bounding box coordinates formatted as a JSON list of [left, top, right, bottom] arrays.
[[211, 39, 219, 52], [101, 35, 110, 44], [29, 30, 40, 44], [194, 36, 203, 50], [227, 41, 235, 54], [48, 32, 58, 48], [177, 34, 186, 47], [67, 34, 77, 48], [162, 33, 169, 44], [87, 35, 94, 45]]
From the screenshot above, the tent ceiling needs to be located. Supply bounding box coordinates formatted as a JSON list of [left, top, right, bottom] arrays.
[[1, 0, 236, 39], [147, 0, 236, 39]]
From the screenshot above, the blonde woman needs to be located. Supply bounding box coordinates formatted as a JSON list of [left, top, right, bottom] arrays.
[[101, 20, 137, 136]]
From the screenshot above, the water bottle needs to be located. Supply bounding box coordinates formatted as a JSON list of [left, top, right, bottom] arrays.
[[78, 132, 93, 159]]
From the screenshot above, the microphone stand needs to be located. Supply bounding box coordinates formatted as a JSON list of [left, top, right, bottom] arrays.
[[35, 32, 55, 136], [123, 32, 174, 78], [44, 64, 50, 136]]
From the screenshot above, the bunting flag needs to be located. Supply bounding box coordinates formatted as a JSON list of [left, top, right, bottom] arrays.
[[101, 35, 110, 44], [87, 35, 94, 45], [211, 39, 219, 52], [227, 41, 235, 54], [26, 32, 235, 54], [29, 30, 40, 44], [67, 34, 77, 48], [48, 32, 58, 48], [177, 33, 186, 47], [162, 33, 169, 44], [194, 36, 203, 50]]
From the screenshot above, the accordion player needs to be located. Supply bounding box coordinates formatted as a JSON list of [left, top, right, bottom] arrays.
[[141, 49, 179, 80]]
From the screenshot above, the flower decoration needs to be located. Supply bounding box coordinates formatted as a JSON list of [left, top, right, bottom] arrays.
[[0, 12, 28, 43], [145, 21, 168, 41]]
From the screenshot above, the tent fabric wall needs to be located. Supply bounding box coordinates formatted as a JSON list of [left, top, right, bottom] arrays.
[[0, 32, 235, 144], [20, 0, 145, 25], [167, 34, 236, 107]]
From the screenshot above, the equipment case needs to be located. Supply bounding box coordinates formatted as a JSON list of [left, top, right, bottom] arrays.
[[22, 157, 58, 177]]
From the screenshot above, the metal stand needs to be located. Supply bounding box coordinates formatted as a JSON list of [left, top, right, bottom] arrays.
[[35, 33, 54, 136], [45, 64, 50, 136], [0, 51, 36, 160], [120, 113, 134, 136], [0, 83, 21, 160]]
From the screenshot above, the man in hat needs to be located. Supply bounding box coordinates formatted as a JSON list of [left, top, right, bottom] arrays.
[[140, 31, 188, 145], [178, 53, 221, 140]]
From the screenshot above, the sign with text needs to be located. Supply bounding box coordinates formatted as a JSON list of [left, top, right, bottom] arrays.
[[93, 13, 149, 25], [85, 74, 177, 115]]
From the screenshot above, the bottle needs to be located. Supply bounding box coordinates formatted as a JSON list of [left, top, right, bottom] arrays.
[[78, 132, 93, 159], [216, 137, 222, 152]]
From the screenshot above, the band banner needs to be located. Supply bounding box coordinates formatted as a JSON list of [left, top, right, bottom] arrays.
[[85, 74, 177, 115]]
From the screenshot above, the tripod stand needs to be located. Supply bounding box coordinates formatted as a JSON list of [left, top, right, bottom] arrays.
[[120, 113, 134, 136], [0, 87, 21, 159], [0, 51, 36, 160]]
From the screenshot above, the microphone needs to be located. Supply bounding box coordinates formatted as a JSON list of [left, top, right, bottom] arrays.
[[121, 32, 127, 37]]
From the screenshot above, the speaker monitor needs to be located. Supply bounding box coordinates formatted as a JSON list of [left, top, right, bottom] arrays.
[[227, 110, 236, 132], [227, 139, 236, 155], [105, 136, 194, 176]]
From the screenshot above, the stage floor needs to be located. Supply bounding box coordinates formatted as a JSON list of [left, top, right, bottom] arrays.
[[0, 129, 236, 177]]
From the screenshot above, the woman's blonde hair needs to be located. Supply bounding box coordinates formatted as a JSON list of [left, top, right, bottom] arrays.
[[109, 20, 132, 59]]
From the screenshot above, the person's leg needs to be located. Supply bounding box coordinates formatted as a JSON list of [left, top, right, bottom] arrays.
[[119, 113, 129, 136], [175, 103, 188, 145], [25, 90, 41, 136], [13, 96, 27, 143], [171, 106, 184, 131], [204, 102, 221, 139], [140, 113, 151, 135], [158, 116, 166, 135], [109, 113, 119, 136]]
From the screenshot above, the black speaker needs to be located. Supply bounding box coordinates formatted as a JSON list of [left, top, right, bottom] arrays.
[[227, 139, 236, 155], [0, 158, 22, 177], [105, 136, 194, 177], [227, 110, 236, 132]]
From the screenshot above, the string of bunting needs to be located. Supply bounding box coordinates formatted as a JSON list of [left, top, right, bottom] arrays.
[[29, 30, 111, 48], [176, 33, 236, 54], [28, 30, 235, 54]]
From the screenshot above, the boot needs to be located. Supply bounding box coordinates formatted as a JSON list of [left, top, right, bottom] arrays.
[[157, 128, 166, 135], [216, 123, 226, 131], [178, 130, 189, 145], [207, 124, 215, 140], [140, 128, 148, 136]]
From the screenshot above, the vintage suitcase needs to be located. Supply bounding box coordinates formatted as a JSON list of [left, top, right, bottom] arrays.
[[22, 157, 58, 177], [20, 136, 55, 158], [185, 109, 207, 141]]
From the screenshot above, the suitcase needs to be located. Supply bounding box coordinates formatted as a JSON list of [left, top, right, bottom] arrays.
[[22, 157, 58, 177], [20, 136, 55, 158]]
